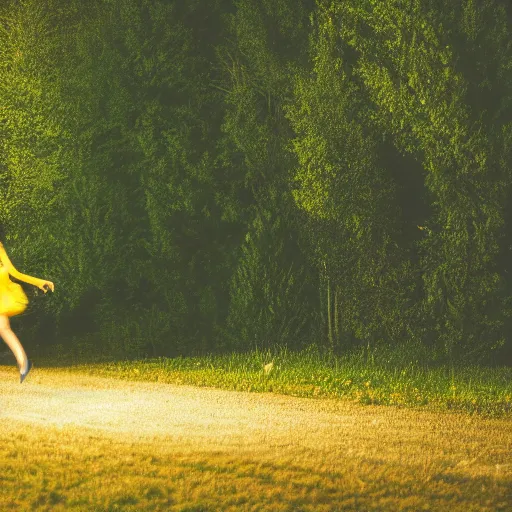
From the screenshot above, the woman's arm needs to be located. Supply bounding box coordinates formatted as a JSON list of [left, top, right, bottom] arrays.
[[0, 242, 46, 288]]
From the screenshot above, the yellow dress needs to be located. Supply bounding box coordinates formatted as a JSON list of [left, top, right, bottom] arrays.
[[0, 242, 45, 317]]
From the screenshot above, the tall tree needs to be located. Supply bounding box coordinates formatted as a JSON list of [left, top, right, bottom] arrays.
[[285, 2, 417, 355], [0, 0, 86, 345], [330, 0, 512, 362], [213, 0, 318, 353]]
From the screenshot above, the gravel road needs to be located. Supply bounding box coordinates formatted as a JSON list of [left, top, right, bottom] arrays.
[[1, 368, 374, 453]]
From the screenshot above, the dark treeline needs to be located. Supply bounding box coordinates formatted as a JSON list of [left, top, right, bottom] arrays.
[[1, 0, 511, 365]]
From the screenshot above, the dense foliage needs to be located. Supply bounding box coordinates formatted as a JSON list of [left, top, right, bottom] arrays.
[[0, 0, 511, 365]]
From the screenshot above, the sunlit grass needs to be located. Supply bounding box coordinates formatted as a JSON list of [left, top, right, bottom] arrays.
[[2, 340, 512, 511], [2, 415, 509, 512], [34, 339, 512, 419]]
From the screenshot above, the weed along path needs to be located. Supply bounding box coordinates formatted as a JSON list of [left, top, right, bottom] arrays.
[[0, 367, 511, 511]]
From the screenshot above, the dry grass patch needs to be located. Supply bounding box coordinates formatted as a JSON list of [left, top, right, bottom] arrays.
[[1, 365, 511, 512]]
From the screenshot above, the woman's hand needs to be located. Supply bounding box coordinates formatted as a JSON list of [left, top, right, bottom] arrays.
[[39, 280, 55, 293]]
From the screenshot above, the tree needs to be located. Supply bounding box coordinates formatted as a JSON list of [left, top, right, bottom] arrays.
[[331, 0, 512, 362], [0, 0, 88, 346], [285, 2, 416, 355], [213, 0, 318, 353]]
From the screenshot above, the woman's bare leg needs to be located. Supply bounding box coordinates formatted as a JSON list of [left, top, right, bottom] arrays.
[[0, 314, 28, 373]]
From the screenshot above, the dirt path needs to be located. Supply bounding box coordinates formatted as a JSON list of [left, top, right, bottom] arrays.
[[1, 367, 511, 510]]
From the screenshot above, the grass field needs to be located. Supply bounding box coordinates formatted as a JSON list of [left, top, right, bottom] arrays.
[[35, 340, 512, 419], [0, 340, 511, 511]]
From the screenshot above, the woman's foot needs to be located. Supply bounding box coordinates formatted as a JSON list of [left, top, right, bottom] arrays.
[[20, 359, 33, 384]]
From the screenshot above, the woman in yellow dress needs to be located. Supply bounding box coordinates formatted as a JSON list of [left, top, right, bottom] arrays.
[[0, 241, 54, 383]]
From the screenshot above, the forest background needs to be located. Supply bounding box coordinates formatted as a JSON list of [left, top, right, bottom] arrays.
[[1, 0, 512, 368]]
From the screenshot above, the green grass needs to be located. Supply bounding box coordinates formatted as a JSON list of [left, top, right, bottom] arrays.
[[33, 340, 512, 419]]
